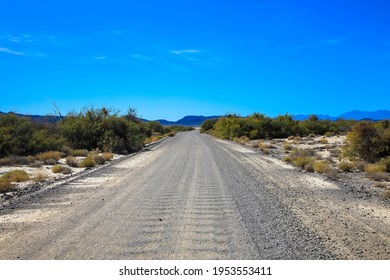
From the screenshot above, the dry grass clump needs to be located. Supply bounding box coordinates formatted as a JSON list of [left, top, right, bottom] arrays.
[[304, 162, 314, 172], [355, 161, 367, 171], [258, 142, 269, 151], [36, 151, 63, 164], [0, 179, 14, 193], [32, 170, 49, 182], [364, 164, 388, 181], [93, 155, 106, 165], [318, 137, 329, 144], [80, 156, 96, 168], [292, 157, 314, 168], [1, 170, 29, 182], [283, 156, 293, 163], [373, 182, 386, 188], [234, 136, 250, 144], [66, 156, 79, 167], [69, 149, 89, 157], [338, 161, 354, 172], [52, 164, 72, 174], [325, 168, 339, 179], [291, 148, 316, 158], [313, 161, 330, 174]]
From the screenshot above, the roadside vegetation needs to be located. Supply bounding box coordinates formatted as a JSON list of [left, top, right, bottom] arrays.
[[201, 114, 390, 198], [0, 107, 193, 193]]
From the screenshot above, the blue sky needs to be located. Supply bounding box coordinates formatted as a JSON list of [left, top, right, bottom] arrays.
[[0, 0, 389, 120]]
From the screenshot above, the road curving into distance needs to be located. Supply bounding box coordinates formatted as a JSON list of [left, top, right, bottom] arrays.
[[0, 131, 389, 259]]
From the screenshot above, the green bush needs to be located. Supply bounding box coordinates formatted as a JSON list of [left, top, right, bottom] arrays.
[[1, 170, 29, 182]]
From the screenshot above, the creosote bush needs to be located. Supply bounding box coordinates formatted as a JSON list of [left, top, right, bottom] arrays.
[[36, 151, 63, 164], [292, 157, 314, 168], [52, 164, 72, 174], [80, 156, 96, 168], [66, 156, 79, 167], [338, 161, 354, 172], [0, 178, 14, 193], [102, 152, 114, 161], [313, 161, 330, 174], [93, 155, 106, 165], [1, 170, 29, 182]]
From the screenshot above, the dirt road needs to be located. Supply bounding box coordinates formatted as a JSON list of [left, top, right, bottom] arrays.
[[0, 131, 389, 259]]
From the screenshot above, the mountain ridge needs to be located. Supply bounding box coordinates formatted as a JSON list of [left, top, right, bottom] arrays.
[[1, 110, 389, 126]]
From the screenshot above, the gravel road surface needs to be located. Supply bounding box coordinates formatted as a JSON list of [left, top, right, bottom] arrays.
[[0, 131, 389, 259]]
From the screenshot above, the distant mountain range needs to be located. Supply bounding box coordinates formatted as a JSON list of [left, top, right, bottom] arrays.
[[154, 115, 221, 126], [1, 110, 389, 126], [292, 110, 390, 121]]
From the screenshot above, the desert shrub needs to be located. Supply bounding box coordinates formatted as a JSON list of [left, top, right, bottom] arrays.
[[292, 157, 314, 168], [0, 178, 15, 193], [373, 182, 386, 188], [93, 155, 106, 165], [80, 156, 96, 168], [258, 142, 269, 151], [344, 122, 390, 163], [365, 164, 388, 181], [304, 162, 314, 172], [102, 152, 114, 161], [51, 165, 72, 174], [319, 138, 328, 144], [69, 149, 89, 157], [0, 156, 34, 166], [66, 156, 79, 167], [32, 170, 49, 182], [52, 164, 64, 173], [283, 156, 293, 163], [325, 168, 339, 179], [379, 157, 390, 173], [355, 161, 367, 171], [59, 108, 145, 153], [313, 161, 330, 174], [36, 151, 63, 164], [291, 148, 316, 158], [338, 161, 354, 172], [1, 170, 29, 182], [365, 163, 386, 173]]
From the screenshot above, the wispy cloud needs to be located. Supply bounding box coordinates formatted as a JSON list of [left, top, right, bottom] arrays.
[[0, 47, 25, 56], [130, 54, 153, 61], [170, 49, 200, 55], [94, 55, 106, 60]]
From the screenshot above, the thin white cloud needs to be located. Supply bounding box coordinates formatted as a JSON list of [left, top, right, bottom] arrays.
[[170, 49, 200, 55], [0, 47, 25, 56], [94, 55, 106, 60], [130, 54, 153, 61]]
